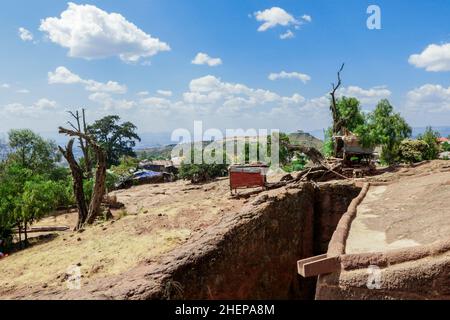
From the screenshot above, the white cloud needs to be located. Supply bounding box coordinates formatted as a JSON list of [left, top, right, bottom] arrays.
[[34, 98, 57, 109], [3, 98, 57, 117], [157, 90, 173, 97], [268, 71, 311, 83], [137, 91, 149, 96], [18, 27, 33, 41], [183, 75, 309, 115], [254, 7, 299, 32], [88, 92, 135, 110], [302, 15, 312, 23], [16, 89, 30, 94], [280, 30, 294, 40], [409, 43, 450, 72], [406, 84, 450, 112], [140, 96, 171, 106], [39, 2, 170, 63], [1, 83, 10, 89], [338, 85, 392, 105], [48, 66, 127, 94], [192, 52, 222, 67]]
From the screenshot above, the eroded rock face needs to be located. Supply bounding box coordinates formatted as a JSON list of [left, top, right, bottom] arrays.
[[147, 181, 360, 300]]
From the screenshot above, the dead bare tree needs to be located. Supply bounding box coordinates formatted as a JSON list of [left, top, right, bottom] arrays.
[[330, 63, 345, 157], [67, 109, 92, 178], [58, 125, 107, 230]]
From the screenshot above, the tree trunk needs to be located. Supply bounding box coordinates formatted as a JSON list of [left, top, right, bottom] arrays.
[[59, 140, 88, 230], [24, 222, 28, 247], [86, 145, 107, 224], [286, 144, 325, 165], [59, 127, 107, 228], [17, 224, 22, 248]]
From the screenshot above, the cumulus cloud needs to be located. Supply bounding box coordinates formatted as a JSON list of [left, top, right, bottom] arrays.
[[3, 98, 57, 116], [1, 83, 10, 89], [338, 85, 392, 105], [181, 75, 314, 118], [88, 92, 135, 110], [18, 27, 34, 41], [409, 43, 450, 72], [192, 52, 222, 67], [254, 7, 299, 32], [302, 15, 312, 23], [48, 66, 127, 94], [280, 30, 294, 40], [16, 89, 30, 94], [137, 91, 149, 96], [157, 90, 173, 97], [406, 84, 450, 112], [268, 71, 311, 83], [39, 2, 170, 63]]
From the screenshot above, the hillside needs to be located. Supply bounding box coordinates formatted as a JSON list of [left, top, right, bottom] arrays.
[[137, 131, 324, 160], [287, 131, 324, 151]]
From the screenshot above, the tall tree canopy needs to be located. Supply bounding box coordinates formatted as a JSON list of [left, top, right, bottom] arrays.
[[357, 99, 412, 164], [336, 97, 365, 132], [88, 115, 141, 167], [7, 129, 59, 173]]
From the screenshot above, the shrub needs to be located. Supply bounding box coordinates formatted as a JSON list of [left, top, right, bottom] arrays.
[[398, 139, 429, 163], [179, 162, 228, 184]]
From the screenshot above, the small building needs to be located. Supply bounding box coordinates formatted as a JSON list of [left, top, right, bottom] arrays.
[[437, 137, 450, 145], [229, 164, 268, 194], [139, 160, 179, 175], [334, 129, 374, 165]]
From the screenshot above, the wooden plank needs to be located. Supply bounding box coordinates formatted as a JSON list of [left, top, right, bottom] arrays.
[[297, 255, 340, 278], [13, 226, 70, 234]]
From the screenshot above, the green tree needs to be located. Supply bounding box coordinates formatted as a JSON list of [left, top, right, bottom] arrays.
[[19, 179, 61, 244], [0, 164, 32, 247], [88, 115, 141, 167], [417, 126, 440, 160], [8, 129, 60, 173], [336, 97, 365, 132], [358, 99, 412, 164], [442, 142, 450, 152]]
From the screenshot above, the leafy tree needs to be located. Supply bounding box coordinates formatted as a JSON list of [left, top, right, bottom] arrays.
[[110, 156, 139, 177], [88, 115, 141, 167], [336, 97, 365, 132], [399, 139, 429, 163], [322, 128, 334, 157], [7, 129, 60, 173], [19, 179, 61, 243], [417, 126, 440, 160], [357, 99, 412, 164], [442, 142, 450, 152]]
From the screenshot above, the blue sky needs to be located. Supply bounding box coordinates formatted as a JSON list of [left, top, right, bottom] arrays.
[[1, 0, 450, 138]]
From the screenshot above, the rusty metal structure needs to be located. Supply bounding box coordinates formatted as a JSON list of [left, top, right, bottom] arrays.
[[229, 164, 268, 194]]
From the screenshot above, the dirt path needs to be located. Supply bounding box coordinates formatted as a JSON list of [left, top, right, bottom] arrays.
[[346, 164, 450, 254]]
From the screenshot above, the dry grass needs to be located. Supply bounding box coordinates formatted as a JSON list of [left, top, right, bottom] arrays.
[[0, 178, 246, 296]]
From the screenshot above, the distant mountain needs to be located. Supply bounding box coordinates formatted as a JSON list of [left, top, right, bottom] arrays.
[[412, 126, 450, 138], [288, 130, 324, 150]]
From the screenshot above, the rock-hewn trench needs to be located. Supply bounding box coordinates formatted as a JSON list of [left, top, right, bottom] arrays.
[[153, 181, 361, 300], [44, 180, 360, 300]]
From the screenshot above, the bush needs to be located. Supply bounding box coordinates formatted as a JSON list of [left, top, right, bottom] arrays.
[[417, 126, 440, 160], [110, 156, 139, 177], [283, 157, 307, 173], [179, 162, 228, 184], [399, 139, 429, 164]]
